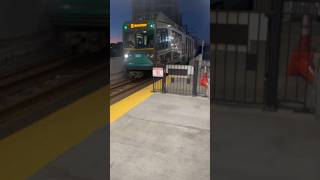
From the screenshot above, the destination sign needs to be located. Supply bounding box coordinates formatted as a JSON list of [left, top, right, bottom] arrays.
[[130, 23, 147, 28]]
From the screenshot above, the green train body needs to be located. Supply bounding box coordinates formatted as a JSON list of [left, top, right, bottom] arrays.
[[126, 53, 154, 71], [123, 13, 196, 78], [123, 20, 156, 72]]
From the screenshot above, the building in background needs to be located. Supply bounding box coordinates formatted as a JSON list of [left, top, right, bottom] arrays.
[[132, 0, 182, 25], [110, 42, 123, 57]]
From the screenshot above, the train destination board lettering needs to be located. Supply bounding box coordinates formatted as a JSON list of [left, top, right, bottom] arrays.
[[130, 23, 147, 28]]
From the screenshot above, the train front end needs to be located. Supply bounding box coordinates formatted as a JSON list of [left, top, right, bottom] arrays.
[[123, 21, 156, 78]]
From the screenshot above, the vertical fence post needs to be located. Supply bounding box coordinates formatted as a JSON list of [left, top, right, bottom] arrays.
[[315, 52, 320, 119], [162, 62, 166, 93], [311, 52, 320, 114], [265, 0, 283, 110], [193, 60, 199, 96], [152, 75, 154, 92]]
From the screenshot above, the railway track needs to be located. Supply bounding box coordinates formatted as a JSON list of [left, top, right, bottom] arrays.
[[110, 78, 153, 104], [0, 50, 153, 137], [0, 52, 74, 86], [0, 51, 107, 138]]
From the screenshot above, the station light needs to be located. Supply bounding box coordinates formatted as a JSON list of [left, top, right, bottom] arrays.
[[124, 54, 129, 58], [124, 25, 128, 30]]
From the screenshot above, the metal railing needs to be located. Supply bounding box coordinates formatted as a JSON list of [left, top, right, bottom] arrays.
[[153, 58, 210, 97]]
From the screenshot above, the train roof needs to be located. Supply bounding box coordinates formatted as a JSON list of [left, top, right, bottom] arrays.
[[125, 12, 195, 40]]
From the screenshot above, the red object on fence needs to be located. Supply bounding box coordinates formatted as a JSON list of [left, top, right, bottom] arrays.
[[288, 49, 315, 82], [288, 15, 315, 83], [200, 72, 209, 87]]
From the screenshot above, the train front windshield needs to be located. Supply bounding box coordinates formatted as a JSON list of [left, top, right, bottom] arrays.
[[124, 29, 154, 49]]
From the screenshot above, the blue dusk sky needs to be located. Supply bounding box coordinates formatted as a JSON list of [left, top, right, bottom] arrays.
[[110, 0, 210, 43]]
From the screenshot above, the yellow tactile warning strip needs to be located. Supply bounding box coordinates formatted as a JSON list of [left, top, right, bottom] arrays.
[[110, 76, 173, 124], [0, 87, 107, 180], [110, 84, 154, 124], [0, 77, 169, 180]]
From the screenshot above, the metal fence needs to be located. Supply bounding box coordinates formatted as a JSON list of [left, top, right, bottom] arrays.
[[211, 10, 268, 105], [278, 1, 320, 112], [211, 0, 320, 112], [153, 60, 210, 97]]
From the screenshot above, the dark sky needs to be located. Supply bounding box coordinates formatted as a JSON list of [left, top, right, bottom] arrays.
[[110, 0, 210, 43]]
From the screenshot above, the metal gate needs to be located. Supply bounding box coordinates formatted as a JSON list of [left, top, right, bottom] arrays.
[[278, 0, 320, 112], [211, 0, 320, 112], [211, 10, 269, 105], [153, 60, 210, 97]]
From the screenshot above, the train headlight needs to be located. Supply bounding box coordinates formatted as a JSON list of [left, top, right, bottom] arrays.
[[124, 54, 129, 59]]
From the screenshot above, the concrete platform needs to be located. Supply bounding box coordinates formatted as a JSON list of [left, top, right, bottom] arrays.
[[0, 87, 107, 179], [111, 94, 210, 180], [30, 93, 210, 180], [213, 104, 320, 180], [30, 127, 108, 180]]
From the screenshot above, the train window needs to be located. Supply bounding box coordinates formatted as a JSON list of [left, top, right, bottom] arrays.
[[178, 34, 182, 41], [136, 31, 153, 48], [156, 28, 169, 50], [173, 52, 180, 60], [165, 53, 171, 63], [124, 29, 154, 49]]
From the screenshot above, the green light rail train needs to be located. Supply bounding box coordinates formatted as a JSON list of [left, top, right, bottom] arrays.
[[123, 12, 196, 78]]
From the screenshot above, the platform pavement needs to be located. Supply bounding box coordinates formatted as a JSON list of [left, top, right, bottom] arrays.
[[31, 93, 210, 180], [30, 127, 108, 180], [213, 104, 320, 180], [111, 94, 210, 180]]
